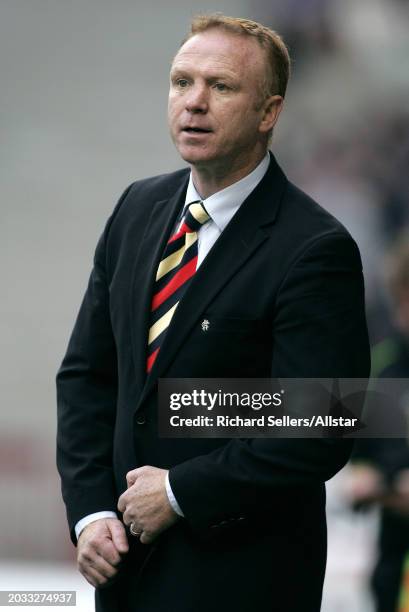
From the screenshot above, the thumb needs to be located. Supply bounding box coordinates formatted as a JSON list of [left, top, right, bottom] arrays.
[[107, 519, 129, 554]]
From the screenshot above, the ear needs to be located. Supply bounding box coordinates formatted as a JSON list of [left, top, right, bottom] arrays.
[[258, 95, 284, 135]]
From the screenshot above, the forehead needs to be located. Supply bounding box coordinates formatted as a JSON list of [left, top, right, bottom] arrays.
[[171, 29, 264, 77]]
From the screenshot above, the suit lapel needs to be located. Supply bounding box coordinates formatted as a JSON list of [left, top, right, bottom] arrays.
[[137, 154, 288, 407], [130, 175, 189, 392]]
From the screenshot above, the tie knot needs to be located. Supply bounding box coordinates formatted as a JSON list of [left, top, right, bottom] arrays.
[[183, 201, 210, 233]]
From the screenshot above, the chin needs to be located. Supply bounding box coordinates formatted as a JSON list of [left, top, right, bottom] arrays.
[[177, 146, 215, 166], [179, 149, 213, 165]]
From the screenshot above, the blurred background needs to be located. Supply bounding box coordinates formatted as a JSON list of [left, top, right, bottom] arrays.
[[1, 0, 408, 609]]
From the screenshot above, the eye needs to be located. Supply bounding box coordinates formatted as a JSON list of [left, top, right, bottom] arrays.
[[214, 82, 229, 92], [176, 78, 189, 88]]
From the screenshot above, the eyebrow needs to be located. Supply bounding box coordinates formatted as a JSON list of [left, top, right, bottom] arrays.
[[170, 67, 238, 82]]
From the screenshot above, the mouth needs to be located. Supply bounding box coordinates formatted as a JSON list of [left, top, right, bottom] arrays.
[[182, 127, 212, 134]]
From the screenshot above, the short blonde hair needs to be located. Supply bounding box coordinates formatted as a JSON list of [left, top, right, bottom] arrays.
[[182, 13, 291, 99]]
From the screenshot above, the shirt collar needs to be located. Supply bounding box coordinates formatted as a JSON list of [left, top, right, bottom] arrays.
[[184, 152, 270, 232]]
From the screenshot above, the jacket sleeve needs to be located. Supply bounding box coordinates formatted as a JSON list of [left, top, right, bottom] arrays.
[[168, 231, 371, 534], [56, 185, 132, 544]]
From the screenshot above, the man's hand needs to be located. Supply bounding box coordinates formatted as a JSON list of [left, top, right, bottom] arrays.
[[117, 466, 179, 545], [77, 518, 129, 588]]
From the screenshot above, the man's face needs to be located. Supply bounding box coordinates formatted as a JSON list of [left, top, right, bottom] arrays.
[[168, 29, 274, 171]]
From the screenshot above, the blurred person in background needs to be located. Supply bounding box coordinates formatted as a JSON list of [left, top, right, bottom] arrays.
[[346, 231, 409, 612], [56, 14, 370, 612]]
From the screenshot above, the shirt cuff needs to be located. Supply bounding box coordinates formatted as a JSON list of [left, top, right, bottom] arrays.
[[166, 472, 184, 517], [75, 511, 118, 541]]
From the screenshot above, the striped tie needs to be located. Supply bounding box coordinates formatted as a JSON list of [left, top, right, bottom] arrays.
[[146, 201, 210, 373]]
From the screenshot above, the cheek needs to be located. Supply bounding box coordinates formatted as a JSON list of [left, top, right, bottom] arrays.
[[220, 111, 257, 140], [167, 102, 175, 119], [167, 98, 180, 122], [218, 100, 256, 125]]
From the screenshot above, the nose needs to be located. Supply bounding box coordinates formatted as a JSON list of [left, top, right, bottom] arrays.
[[185, 83, 208, 114]]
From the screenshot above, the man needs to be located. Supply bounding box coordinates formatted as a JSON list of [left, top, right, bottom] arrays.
[[57, 14, 370, 612]]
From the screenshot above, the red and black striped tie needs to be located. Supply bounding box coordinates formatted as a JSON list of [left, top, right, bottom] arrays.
[[146, 201, 210, 373]]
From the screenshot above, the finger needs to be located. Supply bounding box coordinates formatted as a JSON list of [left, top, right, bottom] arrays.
[[107, 520, 129, 555], [92, 554, 120, 579], [129, 522, 143, 537], [139, 530, 157, 545], [124, 511, 144, 532], [126, 469, 139, 487], [79, 547, 119, 578], [122, 500, 141, 525], [98, 540, 122, 566], [78, 550, 113, 587], [117, 492, 127, 513], [81, 564, 110, 588]]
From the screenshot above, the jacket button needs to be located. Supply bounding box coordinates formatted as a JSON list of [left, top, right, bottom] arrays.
[[135, 412, 146, 425]]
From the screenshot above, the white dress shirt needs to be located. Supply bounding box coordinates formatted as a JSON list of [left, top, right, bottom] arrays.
[[75, 152, 270, 539]]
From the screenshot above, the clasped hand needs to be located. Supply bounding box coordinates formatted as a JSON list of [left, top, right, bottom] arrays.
[[77, 465, 178, 588], [117, 465, 179, 545]]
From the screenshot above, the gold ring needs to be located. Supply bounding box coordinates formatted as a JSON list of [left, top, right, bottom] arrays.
[[130, 522, 142, 537]]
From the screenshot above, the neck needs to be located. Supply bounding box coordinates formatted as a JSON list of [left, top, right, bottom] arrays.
[[190, 149, 268, 199]]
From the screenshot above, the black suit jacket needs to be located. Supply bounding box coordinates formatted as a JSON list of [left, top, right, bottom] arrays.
[[56, 154, 370, 611]]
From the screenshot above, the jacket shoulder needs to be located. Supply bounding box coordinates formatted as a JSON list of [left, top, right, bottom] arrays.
[[102, 166, 189, 236], [126, 167, 190, 201], [284, 181, 350, 237], [274, 181, 364, 274]]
